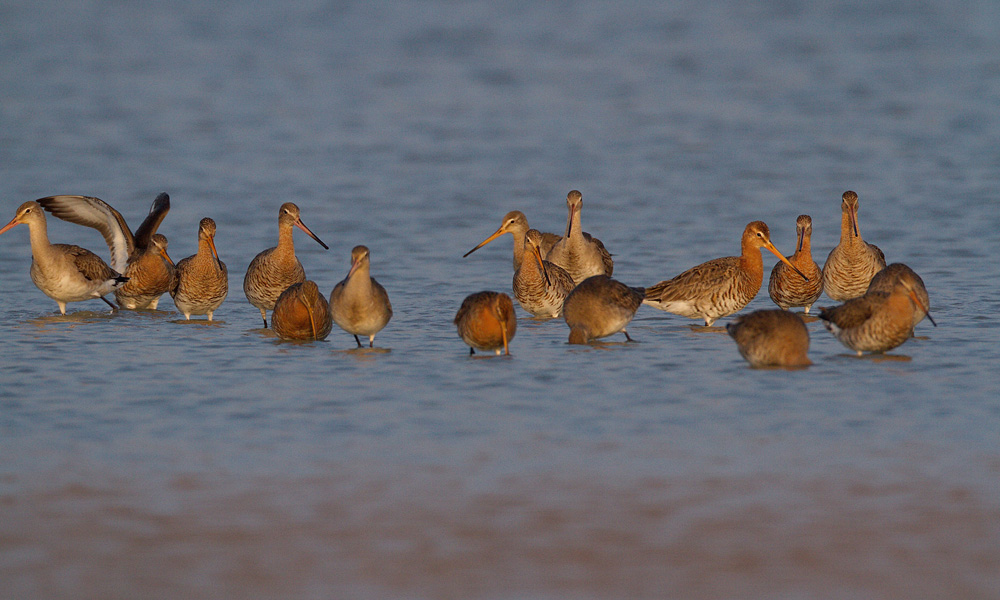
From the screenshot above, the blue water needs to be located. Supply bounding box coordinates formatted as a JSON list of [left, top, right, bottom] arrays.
[[2, 1, 1000, 598]]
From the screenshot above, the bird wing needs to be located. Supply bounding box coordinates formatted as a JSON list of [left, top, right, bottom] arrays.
[[541, 260, 576, 294], [132, 192, 171, 249], [820, 293, 886, 328], [868, 242, 886, 265], [539, 232, 562, 257], [645, 257, 739, 301], [37, 195, 134, 272], [59, 244, 121, 282], [583, 232, 614, 275]]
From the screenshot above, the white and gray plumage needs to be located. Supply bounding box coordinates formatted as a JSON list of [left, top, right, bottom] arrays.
[[1, 201, 127, 313]]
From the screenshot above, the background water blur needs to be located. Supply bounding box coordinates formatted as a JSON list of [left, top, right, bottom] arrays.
[[2, 0, 999, 598]]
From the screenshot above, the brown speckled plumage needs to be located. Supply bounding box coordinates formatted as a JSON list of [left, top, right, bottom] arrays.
[[512, 229, 575, 318], [37, 192, 174, 309], [243, 202, 328, 327], [822, 191, 886, 301], [116, 233, 176, 309], [768, 215, 823, 313], [644, 221, 806, 327], [171, 218, 228, 320]]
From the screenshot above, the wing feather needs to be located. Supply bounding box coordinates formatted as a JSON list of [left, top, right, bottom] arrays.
[[37, 195, 133, 272]]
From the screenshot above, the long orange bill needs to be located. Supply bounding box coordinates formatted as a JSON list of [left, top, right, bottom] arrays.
[[296, 219, 329, 250], [463, 227, 506, 258], [765, 243, 809, 281], [500, 320, 509, 355], [909, 291, 937, 327], [160, 247, 175, 266], [0, 217, 20, 235]]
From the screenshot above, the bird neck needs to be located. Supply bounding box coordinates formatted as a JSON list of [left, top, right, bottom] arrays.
[[511, 231, 526, 270], [516, 251, 547, 287], [26, 218, 56, 262], [346, 263, 371, 288], [196, 237, 217, 265], [841, 211, 862, 245], [568, 327, 589, 345], [565, 209, 582, 240], [275, 225, 297, 258], [796, 232, 812, 259], [739, 244, 765, 287]]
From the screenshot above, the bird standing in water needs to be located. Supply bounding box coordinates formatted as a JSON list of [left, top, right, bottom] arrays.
[[171, 217, 228, 320], [643, 221, 807, 327], [512, 229, 575, 318], [822, 190, 886, 301], [0, 201, 128, 314], [36, 193, 175, 309], [243, 202, 329, 327], [329, 245, 393, 348], [272, 280, 333, 341], [545, 190, 614, 284], [768, 214, 823, 313]]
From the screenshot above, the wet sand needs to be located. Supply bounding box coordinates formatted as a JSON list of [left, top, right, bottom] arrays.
[[4, 462, 998, 599]]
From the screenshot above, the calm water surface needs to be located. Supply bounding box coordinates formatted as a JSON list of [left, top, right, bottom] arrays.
[[2, 1, 1000, 598]]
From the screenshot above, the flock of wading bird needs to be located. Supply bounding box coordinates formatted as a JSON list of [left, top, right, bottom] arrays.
[[0, 189, 934, 366]]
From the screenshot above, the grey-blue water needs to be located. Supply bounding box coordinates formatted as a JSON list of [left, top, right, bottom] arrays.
[[2, 1, 999, 598]]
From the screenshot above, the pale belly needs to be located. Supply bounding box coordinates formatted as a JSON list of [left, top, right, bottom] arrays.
[[30, 261, 111, 302]]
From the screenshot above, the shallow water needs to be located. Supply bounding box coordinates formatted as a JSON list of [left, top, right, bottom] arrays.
[[2, 1, 1000, 598]]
